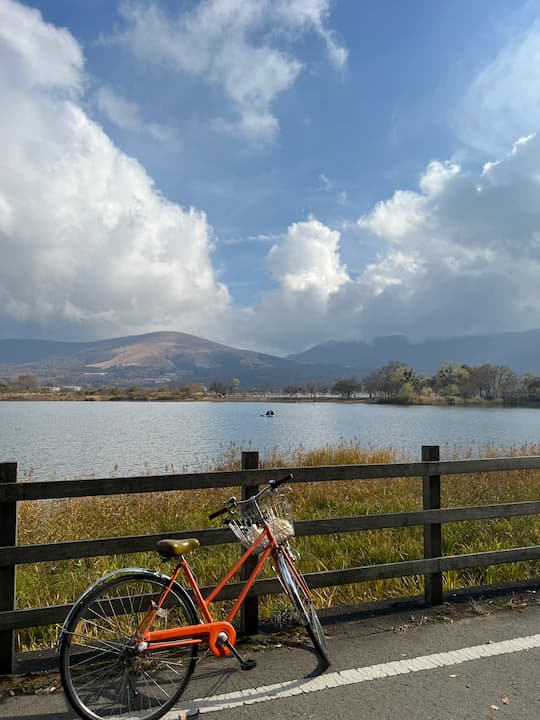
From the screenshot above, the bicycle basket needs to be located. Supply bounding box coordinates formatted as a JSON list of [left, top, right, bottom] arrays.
[[228, 487, 295, 551]]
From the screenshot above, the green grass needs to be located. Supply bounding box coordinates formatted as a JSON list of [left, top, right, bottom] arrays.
[[15, 441, 540, 651]]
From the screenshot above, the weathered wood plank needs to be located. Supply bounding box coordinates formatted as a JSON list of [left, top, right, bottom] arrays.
[[2, 456, 540, 502], [423, 445, 443, 605], [295, 501, 540, 535], [2, 545, 539, 631], [1, 501, 539, 566], [303, 545, 540, 587], [0, 528, 233, 566]]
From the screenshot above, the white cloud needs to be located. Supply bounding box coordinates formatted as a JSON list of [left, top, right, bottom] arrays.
[[0, 0, 82, 92], [224, 218, 358, 354], [267, 218, 349, 295], [456, 21, 540, 156], [95, 84, 174, 141], [229, 135, 540, 354], [352, 136, 540, 340], [0, 0, 229, 340], [95, 85, 141, 130], [4, 0, 540, 359], [117, 0, 346, 142]]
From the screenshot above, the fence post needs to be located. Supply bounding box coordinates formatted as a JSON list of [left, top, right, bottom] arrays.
[[240, 451, 259, 636], [0, 463, 18, 675], [422, 446, 443, 606]]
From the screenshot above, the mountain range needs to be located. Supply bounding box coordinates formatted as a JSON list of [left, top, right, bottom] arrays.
[[290, 330, 540, 376], [0, 332, 342, 388], [1, 329, 540, 388]]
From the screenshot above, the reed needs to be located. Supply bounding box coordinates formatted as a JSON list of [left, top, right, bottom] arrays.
[[15, 441, 540, 650]]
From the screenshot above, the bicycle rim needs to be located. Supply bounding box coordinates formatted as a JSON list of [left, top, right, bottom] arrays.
[[274, 549, 330, 665], [59, 571, 198, 720]]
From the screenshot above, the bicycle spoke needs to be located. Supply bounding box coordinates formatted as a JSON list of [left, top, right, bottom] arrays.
[[60, 572, 198, 720]]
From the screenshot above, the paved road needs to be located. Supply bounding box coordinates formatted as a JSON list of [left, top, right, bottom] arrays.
[[1, 590, 539, 719]]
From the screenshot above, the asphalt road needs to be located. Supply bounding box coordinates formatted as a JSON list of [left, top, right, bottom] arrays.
[[1, 589, 539, 720]]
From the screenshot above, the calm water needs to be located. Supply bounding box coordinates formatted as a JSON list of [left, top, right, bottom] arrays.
[[1, 401, 540, 480]]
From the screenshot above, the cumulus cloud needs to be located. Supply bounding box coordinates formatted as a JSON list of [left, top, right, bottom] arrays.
[[353, 138, 540, 340], [0, 0, 229, 340], [225, 218, 360, 354], [4, 0, 540, 359], [230, 136, 540, 354], [267, 218, 349, 294], [116, 0, 347, 142]]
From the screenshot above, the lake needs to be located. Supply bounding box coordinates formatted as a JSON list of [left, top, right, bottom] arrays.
[[1, 401, 540, 481]]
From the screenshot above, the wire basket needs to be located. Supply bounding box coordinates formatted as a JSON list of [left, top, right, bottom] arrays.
[[228, 487, 295, 551]]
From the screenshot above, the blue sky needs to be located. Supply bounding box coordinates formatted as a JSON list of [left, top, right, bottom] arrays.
[[2, 0, 540, 354]]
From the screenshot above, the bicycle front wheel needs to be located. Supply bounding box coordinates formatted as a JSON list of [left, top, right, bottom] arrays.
[[59, 571, 199, 720], [273, 548, 330, 665]]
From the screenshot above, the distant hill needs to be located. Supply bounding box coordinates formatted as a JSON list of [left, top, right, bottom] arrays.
[[2, 329, 540, 389], [0, 332, 344, 388], [289, 330, 540, 375]]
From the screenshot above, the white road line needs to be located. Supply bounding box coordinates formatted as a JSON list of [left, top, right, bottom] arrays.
[[167, 633, 540, 717]]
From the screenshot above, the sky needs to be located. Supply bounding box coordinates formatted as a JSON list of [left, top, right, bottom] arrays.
[[2, 0, 540, 356]]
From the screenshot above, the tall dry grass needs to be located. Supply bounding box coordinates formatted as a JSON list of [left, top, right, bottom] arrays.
[[15, 441, 540, 650]]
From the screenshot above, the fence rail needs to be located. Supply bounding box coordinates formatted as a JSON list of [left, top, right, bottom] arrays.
[[1, 447, 540, 675]]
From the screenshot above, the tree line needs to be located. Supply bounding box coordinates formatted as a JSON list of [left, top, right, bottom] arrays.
[[327, 361, 540, 403], [3, 362, 540, 404]]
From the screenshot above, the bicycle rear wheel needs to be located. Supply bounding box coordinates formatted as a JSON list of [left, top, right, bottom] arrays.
[[59, 571, 199, 720], [273, 547, 330, 665]]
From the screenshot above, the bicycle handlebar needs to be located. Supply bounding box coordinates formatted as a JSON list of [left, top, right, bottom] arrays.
[[208, 505, 231, 520], [207, 473, 293, 520], [269, 472, 293, 489]]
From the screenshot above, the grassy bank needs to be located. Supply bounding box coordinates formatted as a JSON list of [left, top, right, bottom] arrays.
[[16, 441, 540, 651]]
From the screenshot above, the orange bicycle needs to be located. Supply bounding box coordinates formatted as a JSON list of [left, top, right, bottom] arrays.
[[58, 473, 330, 720]]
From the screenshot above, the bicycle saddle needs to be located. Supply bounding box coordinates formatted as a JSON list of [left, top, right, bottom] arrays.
[[156, 538, 200, 557]]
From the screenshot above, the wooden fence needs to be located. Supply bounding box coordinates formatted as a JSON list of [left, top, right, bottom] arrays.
[[1, 446, 540, 675]]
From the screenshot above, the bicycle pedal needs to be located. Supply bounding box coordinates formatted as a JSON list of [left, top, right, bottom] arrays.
[[240, 658, 256, 671]]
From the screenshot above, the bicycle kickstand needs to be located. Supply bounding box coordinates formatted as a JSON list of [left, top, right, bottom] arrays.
[[217, 632, 257, 671]]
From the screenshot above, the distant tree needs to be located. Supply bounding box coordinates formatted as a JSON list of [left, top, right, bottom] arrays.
[[362, 367, 385, 397], [523, 375, 540, 400], [455, 365, 476, 399], [433, 362, 460, 395], [14, 374, 40, 391], [231, 378, 241, 394], [492, 365, 518, 398], [283, 385, 302, 395], [439, 383, 460, 398], [412, 372, 430, 395], [363, 362, 413, 397], [385, 363, 414, 396], [471, 364, 517, 399], [396, 381, 414, 402], [332, 377, 361, 399], [210, 381, 227, 395]]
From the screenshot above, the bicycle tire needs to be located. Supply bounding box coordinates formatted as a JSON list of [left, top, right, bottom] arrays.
[[273, 548, 330, 665], [59, 570, 199, 720]]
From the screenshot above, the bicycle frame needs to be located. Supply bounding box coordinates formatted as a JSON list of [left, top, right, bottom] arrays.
[[137, 518, 309, 659]]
